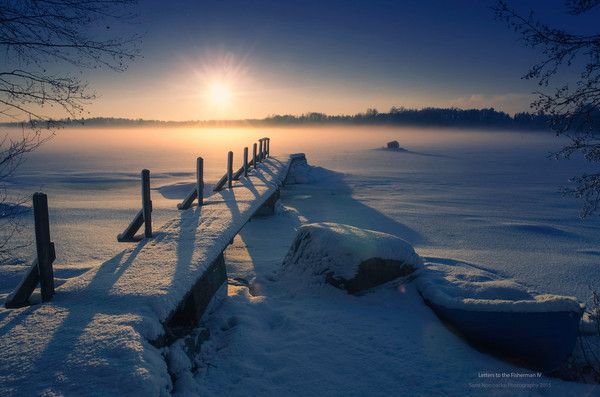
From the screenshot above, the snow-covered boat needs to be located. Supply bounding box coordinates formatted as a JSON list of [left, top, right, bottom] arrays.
[[417, 261, 583, 370]]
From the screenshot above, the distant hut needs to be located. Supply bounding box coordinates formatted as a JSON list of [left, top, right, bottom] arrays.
[[387, 140, 400, 149]]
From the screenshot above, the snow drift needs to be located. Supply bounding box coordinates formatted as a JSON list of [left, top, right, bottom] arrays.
[[282, 222, 423, 293], [417, 260, 583, 370]]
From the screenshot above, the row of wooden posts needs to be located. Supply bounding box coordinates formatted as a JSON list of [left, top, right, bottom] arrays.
[[117, 136, 271, 241], [4, 137, 271, 309]]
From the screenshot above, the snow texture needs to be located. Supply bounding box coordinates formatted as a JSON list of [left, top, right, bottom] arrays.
[[417, 260, 582, 313], [282, 222, 423, 281], [185, 159, 596, 397], [0, 156, 292, 396], [2, 126, 600, 396]]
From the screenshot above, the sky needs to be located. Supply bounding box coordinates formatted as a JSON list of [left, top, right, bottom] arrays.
[[16, 0, 600, 121]]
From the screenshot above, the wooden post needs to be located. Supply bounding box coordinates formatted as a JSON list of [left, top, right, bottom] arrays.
[[262, 138, 267, 159], [141, 169, 152, 238], [243, 147, 249, 177], [118, 170, 153, 241], [227, 151, 233, 189], [177, 157, 203, 209], [266, 138, 270, 157], [33, 192, 55, 302], [253, 143, 258, 169], [258, 139, 264, 162], [196, 157, 204, 206], [5, 193, 58, 308]]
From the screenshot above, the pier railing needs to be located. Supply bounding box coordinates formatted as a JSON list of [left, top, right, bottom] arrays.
[[4, 136, 272, 308]]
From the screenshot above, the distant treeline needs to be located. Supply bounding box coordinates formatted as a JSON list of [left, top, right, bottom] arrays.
[[262, 107, 551, 129], [0, 107, 554, 130]]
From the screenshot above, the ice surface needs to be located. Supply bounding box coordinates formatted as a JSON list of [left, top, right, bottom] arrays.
[[1, 126, 599, 395]]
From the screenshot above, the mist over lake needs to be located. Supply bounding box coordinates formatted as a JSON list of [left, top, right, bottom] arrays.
[[4, 125, 598, 302]]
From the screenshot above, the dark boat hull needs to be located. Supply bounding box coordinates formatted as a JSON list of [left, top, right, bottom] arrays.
[[422, 297, 582, 371]]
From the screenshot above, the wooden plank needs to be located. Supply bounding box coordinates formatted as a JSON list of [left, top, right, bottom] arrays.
[[213, 172, 227, 191], [177, 188, 197, 210], [4, 259, 39, 308], [117, 209, 144, 242]]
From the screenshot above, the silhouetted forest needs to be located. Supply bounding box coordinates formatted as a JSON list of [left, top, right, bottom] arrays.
[[1, 107, 555, 130], [262, 107, 551, 129]]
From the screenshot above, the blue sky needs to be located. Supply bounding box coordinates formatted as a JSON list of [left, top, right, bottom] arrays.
[[80, 0, 599, 120]]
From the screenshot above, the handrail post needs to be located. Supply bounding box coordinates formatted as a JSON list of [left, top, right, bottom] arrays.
[[265, 138, 269, 158], [243, 147, 248, 177], [227, 151, 233, 189], [5, 192, 56, 308], [259, 139, 264, 162], [253, 143, 257, 169], [196, 157, 204, 206], [33, 192, 55, 302], [141, 169, 152, 238]]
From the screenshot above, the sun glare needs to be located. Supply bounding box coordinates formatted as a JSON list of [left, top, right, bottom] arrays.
[[208, 82, 232, 106]]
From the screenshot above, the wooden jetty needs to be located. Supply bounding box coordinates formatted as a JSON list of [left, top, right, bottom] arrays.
[[0, 148, 303, 396]]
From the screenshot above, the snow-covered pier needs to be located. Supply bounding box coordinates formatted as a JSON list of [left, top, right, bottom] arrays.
[[0, 153, 298, 396]]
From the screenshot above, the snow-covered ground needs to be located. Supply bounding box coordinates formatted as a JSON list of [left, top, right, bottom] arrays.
[[1, 125, 599, 395]]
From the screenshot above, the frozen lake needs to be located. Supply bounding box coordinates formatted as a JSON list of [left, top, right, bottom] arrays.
[[3, 125, 599, 302]]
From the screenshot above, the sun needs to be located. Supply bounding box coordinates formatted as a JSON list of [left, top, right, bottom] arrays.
[[207, 82, 232, 106]]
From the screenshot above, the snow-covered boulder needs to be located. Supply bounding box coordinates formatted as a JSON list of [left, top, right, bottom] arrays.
[[282, 223, 423, 293], [417, 261, 583, 369]]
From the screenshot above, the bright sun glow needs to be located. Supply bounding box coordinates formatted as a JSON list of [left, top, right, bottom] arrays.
[[208, 82, 232, 106]]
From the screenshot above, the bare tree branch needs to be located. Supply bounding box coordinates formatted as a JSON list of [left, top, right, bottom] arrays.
[[0, 0, 140, 260], [495, 0, 600, 217]]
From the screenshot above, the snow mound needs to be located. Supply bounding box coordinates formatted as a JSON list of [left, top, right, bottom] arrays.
[[282, 222, 423, 293], [417, 261, 581, 313]]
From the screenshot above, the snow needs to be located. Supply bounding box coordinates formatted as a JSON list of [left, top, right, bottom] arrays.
[[281, 222, 423, 281], [285, 154, 313, 184], [416, 260, 582, 313], [1, 126, 600, 395], [0, 156, 291, 396], [180, 172, 595, 397]]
